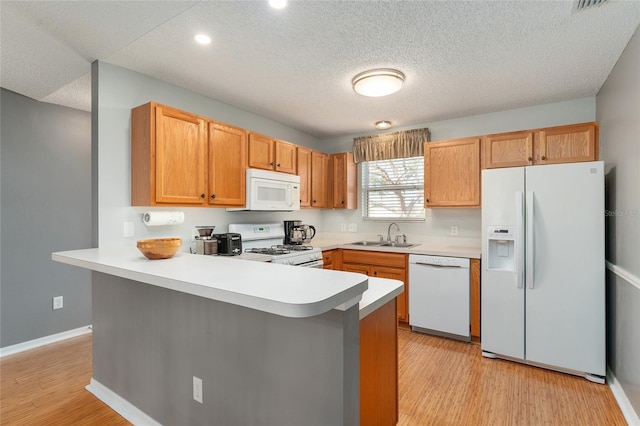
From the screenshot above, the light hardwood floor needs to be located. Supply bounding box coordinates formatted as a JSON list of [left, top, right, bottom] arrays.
[[1, 330, 627, 425]]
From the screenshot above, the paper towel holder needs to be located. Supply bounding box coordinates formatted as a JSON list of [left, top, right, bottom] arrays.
[[142, 211, 185, 227]]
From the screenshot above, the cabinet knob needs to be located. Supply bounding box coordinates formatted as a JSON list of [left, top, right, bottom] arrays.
[[200, 194, 205, 199], [528, 156, 532, 161], [313, 200, 316, 203], [270, 162, 274, 166], [373, 271, 377, 276], [341, 200, 344, 204], [541, 155, 546, 160], [277, 163, 281, 167], [426, 198, 429, 203], [211, 194, 216, 199]]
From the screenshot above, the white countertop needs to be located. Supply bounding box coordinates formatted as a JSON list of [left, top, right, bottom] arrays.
[[52, 247, 368, 319], [312, 234, 481, 259], [359, 277, 404, 320]]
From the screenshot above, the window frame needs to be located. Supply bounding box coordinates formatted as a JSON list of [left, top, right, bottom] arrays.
[[361, 156, 425, 222]]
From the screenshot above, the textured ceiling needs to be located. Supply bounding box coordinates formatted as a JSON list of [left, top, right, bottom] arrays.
[[2, 1, 639, 138]]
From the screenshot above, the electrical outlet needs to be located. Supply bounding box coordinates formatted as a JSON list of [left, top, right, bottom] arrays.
[[340, 224, 347, 232], [53, 296, 63, 310], [193, 376, 203, 404], [451, 226, 458, 236], [348, 223, 357, 232], [123, 221, 134, 238]]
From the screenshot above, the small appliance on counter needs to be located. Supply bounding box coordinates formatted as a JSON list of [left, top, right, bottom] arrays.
[[283, 220, 316, 245], [193, 226, 217, 255], [213, 233, 242, 256]]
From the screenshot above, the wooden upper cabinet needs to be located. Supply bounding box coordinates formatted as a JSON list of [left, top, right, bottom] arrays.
[[275, 140, 297, 174], [247, 132, 297, 174], [311, 151, 329, 208], [297, 147, 312, 207], [482, 122, 598, 169], [331, 152, 357, 209], [247, 132, 274, 170], [131, 102, 208, 206], [482, 131, 534, 169], [535, 122, 598, 165], [424, 138, 481, 208], [208, 122, 247, 206]]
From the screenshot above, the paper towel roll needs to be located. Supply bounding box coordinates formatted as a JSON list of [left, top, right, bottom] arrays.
[[142, 211, 185, 226]]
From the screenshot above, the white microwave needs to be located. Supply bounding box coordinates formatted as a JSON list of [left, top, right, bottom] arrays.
[[227, 168, 300, 212]]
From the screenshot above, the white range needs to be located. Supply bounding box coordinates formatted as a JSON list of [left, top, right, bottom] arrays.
[[229, 222, 324, 268]]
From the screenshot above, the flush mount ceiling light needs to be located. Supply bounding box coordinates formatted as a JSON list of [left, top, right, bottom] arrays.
[[269, 0, 287, 9], [194, 34, 211, 45], [375, 121, 392, 130], [352, 68, 405, 97]]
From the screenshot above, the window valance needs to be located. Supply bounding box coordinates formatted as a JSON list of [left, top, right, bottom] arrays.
[[352, 128, 430, 163]]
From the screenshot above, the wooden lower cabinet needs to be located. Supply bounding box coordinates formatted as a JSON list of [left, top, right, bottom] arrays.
[[341, 250, 409, 323], [470, 258, 481, 341], [322, 249, 334, 269], [360, 298, 398, 425]]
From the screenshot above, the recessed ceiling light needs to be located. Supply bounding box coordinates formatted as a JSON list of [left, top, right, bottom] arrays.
[[269, 0, 287, 9], [352, 68, 405, 97], [194, 34, 211, 45], [375, 121, 392, 130]]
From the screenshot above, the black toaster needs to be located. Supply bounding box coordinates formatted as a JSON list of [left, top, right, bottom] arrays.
[[214, 233, 242, 256]]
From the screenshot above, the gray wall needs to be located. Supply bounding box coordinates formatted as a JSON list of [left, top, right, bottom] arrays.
[[597, 24, 640, 417], [318, 98, 597, 239], [95, 62, 324, 249], [0, 89, 92, 347], [92, 272, 359, 425]]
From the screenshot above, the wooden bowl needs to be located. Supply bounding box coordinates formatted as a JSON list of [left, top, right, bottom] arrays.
[[136, 238, 182, 259]]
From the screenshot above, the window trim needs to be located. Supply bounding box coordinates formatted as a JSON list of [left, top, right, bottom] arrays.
[[361, 156, 425, 222]]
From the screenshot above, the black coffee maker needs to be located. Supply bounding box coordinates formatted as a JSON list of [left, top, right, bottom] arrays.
[[284, 220, 316, 245]]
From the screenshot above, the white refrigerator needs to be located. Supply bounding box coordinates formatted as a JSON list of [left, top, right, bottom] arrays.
[[481, 161, 605, 383]]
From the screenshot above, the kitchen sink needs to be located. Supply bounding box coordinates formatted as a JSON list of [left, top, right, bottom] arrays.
[[378, 242, 419, 248], [348, 241, 383, 246]]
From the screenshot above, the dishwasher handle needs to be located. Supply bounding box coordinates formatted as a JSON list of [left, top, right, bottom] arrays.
[[413, 262, 464, 269]]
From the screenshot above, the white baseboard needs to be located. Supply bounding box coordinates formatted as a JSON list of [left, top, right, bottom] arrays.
[[608, 367, 640, 426], [0, 325, 92, 358], [86, 378, 161, 426]]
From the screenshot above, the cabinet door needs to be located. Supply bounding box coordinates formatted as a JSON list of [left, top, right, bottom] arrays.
[[297, 147, 312, 207], [322, 250, 334, 270], [208, 123, 246, 206], [155, 106, 207, 204], [482, 131, 533, 169], [248, 133, 274, 170], [275, 140, 297, 174], [424, 138, 481, 208], [311, 151, 329, 208], [372, 266, 408, 322], [332, 152, 357, 209], [535, 122, 598, 165]]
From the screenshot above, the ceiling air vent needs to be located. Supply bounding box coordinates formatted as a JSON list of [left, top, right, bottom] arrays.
[[574, 0, 609, 12]]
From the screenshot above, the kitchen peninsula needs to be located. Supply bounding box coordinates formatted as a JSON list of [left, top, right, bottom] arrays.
[[52, 248, 402, 425]]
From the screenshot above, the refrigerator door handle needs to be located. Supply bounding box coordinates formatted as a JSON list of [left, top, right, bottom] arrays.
[[526, 191, 535, 289], [516, 191, 525, 289]]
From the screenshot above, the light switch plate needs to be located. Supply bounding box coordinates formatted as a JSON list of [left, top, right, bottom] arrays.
[[348, 223, 357, 232], [123, 221, 134, 238]]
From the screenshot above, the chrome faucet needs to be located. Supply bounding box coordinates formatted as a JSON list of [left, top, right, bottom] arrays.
[[387, 222, 400, 243]]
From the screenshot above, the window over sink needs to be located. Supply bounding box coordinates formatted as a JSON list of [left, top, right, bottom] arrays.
[[362, 156, 425, 220]]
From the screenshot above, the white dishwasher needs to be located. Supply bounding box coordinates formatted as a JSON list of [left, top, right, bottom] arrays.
[[408, 254, 470, 341]]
